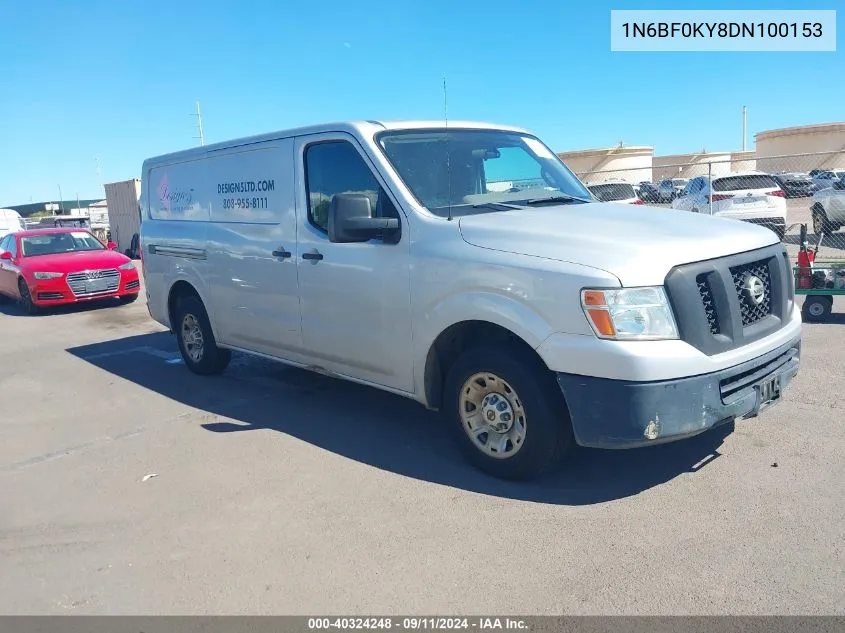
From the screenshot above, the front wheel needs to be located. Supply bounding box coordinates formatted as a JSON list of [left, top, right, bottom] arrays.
[[443, 344, 573, 481], [17, 278, 39, 315], [174, 295, 231, 375], [802, 295, 832, 323]]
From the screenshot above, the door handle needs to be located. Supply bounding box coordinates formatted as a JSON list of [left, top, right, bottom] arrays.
[[302, 251, 323, 261], [272, 247, 292, 259]]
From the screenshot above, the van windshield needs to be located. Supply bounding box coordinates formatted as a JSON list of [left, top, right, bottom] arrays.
[[376, 129, 592, 217]]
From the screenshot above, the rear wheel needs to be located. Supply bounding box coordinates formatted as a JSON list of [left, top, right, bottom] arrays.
[[174, 295, 231, 375], [17, 278, 39, 315], [802, 295, 832, 323], [443, 344, 573, 481]]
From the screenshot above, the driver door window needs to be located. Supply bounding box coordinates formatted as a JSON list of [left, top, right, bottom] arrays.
[[305, 141, 398, 233]]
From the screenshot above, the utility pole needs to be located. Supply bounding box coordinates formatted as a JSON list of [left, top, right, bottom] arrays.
[[192, 101, 205, 146], [742, 105, 747, 152], [58, 184, 64, 213]]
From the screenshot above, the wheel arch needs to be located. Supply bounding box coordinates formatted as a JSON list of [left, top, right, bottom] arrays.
[[422, 319, 550, 412], [167, 279, 218, 337]]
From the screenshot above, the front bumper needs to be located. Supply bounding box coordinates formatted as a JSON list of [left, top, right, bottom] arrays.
[[556, 336, 800, 449], [30, 272, 140, 306]]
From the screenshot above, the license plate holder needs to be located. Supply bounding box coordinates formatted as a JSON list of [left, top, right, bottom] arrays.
[[84, 278, 111, 293], [752, 374, 782, 416]]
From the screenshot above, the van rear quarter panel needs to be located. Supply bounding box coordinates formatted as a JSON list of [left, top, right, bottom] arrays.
[[142, 158, 211, 331]]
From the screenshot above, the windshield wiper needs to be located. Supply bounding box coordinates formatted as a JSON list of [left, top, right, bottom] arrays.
[[470, 201, 524, 210], [523, 194, 591, 205]]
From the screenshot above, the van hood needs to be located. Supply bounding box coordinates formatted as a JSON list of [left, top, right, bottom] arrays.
[[458, 203, 780, 286]]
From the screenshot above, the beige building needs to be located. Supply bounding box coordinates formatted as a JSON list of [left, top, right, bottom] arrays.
[[755, 122, 845, 173], [652, 151, 734, 183], [557, 144, 653, 184], [729, 150, 757, 173]]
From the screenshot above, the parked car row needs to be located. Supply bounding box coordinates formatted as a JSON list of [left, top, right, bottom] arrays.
[[671, 172, 788, 240]]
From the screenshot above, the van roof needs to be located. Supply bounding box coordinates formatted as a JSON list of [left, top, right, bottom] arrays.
[[142, 119, 532, 166]]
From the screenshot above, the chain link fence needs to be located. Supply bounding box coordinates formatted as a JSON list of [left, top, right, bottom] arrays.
[[571, 150, 845, 269]]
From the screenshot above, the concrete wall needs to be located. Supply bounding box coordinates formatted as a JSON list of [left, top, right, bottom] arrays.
[[653, 152, 733, 183], [755, 122, 845, 173], [557, 145, 653, 184], [104, 179, 141, 257]]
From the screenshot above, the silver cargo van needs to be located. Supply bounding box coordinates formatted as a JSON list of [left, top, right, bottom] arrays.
[[140, 121, 801, 480]]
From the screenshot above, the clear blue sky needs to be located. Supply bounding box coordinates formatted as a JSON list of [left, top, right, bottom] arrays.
[[1, 0, 841, 206]]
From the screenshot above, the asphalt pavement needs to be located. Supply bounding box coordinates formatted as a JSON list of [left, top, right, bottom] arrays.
[[1, 216, 843, 615]]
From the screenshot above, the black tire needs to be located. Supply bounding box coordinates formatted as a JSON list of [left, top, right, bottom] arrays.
[[173, 295, 231, 375], [802, 295, 832, 323], [119, 293, 138, 305], [0, 291, 9, 304], [442, 344, 573, 481], [812, 206, 835, 235], [17, 278, 39, 315]]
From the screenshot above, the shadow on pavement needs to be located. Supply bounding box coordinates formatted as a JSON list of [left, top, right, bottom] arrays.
[[783, 232, 845, 252], [0, 296, 132, 317], [67, 332, 735, 506]]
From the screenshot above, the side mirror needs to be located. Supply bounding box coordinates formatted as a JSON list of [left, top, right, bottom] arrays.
[[328, 194, 400, 244], [107, 241, 118, 250], [0, 251, 11, 260]]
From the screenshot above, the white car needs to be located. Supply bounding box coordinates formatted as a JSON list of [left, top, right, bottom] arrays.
[[811, 169, 845, 191], [810, 177, 845, 235], [586, 181, 642, 205], [657, 178, 688, 203], [139, 120, 801, 481], [0, 208, 26, 239], [672, 172, 788, 240]]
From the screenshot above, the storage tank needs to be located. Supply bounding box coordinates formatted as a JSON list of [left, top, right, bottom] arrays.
[[557, 144, 653, 184], [730, 151, 757, 173], [653, 151, 733, 183], [755, 122, 845, 174], [104, 179, 141, 258]]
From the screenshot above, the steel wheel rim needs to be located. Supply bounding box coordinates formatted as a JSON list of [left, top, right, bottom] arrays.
[[808, 301, 825, 317], [181, 314, 204, 362], [458, 372, 527, 460], [813, 212, 824, 235]]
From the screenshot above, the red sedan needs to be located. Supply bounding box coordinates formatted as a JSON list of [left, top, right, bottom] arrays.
[[0, 228, 140, 314]]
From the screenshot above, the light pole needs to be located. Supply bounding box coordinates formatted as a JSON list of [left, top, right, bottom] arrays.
[[57, 185, 64, 213]]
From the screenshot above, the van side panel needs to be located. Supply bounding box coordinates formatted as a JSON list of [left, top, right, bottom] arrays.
[[204, 141, 303, 356], [141, 159, 211, 332]]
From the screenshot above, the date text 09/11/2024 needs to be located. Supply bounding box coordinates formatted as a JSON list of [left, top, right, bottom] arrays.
[[307, 617, 528, 630]]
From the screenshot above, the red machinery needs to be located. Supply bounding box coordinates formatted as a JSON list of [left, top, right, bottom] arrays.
[[796, 224, 821, 289]]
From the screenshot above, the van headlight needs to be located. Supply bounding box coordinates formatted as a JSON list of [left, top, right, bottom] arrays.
[[581, 287, 679, 340], [119, 262, 135, 270], [33, 272, 63, 280]]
